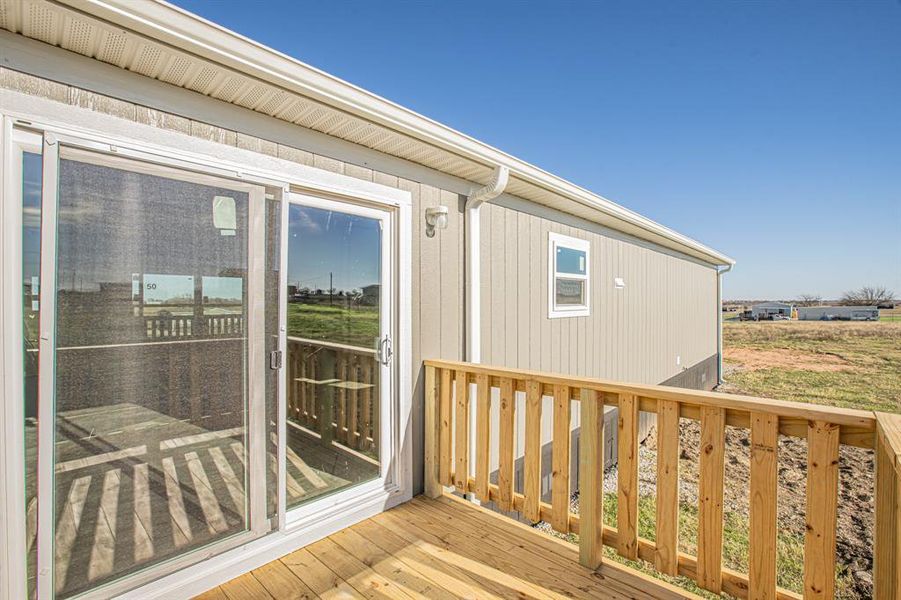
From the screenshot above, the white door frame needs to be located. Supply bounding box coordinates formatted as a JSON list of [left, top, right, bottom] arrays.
[[0, 106, 412, 600], [280, 191, 398, 530]]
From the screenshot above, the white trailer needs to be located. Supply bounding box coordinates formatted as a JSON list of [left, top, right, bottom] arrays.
[[798, 306, 879, 321]]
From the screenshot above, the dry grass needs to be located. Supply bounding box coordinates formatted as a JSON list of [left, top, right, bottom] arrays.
[[722, 320, 901, 413]]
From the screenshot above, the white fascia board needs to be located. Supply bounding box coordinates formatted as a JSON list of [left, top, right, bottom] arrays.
[[58, 0, 735, 267]]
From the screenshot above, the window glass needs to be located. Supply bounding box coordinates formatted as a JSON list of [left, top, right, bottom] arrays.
[[22, 150, 41, 600], [51, 149, 253, 598], [555, 278, 585, 306], [284, 204, 382, 510], [556, 246, 586, 275]]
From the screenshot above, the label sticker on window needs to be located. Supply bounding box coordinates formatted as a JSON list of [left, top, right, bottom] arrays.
[[213, 195, 237, 235]]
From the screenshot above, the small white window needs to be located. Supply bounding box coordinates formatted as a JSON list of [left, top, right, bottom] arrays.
[[548, 232, 590, 318]]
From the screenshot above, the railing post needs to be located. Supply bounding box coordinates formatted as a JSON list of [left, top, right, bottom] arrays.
[[875, 412, 901, 599], [579, 388, 604, 570], [423, 364, 442, 498]]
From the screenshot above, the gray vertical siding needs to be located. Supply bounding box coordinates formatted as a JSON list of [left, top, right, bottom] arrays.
[[479, 202, 718, 385]]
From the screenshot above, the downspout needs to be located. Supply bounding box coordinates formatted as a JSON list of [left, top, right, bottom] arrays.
[[716, 263, 733, 385], [465, 165, 509, 363]]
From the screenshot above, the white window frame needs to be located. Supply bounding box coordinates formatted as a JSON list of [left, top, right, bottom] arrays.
[[548, 232, 590, 319]]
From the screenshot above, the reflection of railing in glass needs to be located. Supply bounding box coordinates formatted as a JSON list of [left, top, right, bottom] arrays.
[[286, 337, 378, 458], [143, 314, 245, 338]]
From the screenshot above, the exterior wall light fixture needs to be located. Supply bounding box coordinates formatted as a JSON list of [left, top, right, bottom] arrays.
[[425, 205, 448, 238]]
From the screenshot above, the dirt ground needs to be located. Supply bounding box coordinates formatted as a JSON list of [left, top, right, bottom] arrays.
[[723, 347, 854, 372], [652, 417, 874, 598]]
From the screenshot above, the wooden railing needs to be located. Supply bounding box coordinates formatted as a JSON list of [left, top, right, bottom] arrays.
[[423, 359, 901, 600], [287, 337, 378, 453]]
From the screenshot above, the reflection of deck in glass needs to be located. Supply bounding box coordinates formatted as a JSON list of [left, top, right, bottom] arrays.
[[25, 403, 377, 598]]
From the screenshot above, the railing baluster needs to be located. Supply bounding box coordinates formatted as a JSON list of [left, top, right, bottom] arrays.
[[698, 406, 726, 593], [453, 370, 470, 492], [804, 420, 839, 599], [498, 377, 516, 512], [655, 399, 680, 575], [439, 368, 453, 487], [750, 412, 778, 599], [337, 352, 347, 444], [579, 388, 604, 569], [348, 356, 358, 449], [551, 384, 571, 533], [617, 393, 639, 560], [361, 360, 372, 450], [523, 380, 542, 523], [475, 373, 491, 503]]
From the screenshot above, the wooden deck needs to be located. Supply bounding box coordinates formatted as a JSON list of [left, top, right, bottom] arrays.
[[197, 495, 698, 600]]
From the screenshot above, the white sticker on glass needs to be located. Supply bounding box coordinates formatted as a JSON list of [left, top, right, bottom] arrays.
[[213, 195, 237, 236]]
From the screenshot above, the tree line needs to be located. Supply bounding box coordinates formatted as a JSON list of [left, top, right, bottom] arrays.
[[795, 286, 896, 307]]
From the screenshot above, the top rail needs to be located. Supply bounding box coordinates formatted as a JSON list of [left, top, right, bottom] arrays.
[[423, 359, 876, 444]]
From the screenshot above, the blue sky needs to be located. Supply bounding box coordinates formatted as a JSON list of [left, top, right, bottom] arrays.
[[174, 0, 900, 300]]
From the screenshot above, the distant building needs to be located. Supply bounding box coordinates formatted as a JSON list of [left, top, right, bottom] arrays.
[[798, 306, 879, 321], [361, 284, 380, 306], [751, 302, 794, 320]]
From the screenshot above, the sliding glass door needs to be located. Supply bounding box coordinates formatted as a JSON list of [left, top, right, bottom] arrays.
[[282, 193, 393, 516], [16, 131, 273, 599], [8, 125, 399, 598]]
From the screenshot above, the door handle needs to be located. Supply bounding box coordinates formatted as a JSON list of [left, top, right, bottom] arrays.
[[269, 350, 283, 370], [378, 335, 392, 366]]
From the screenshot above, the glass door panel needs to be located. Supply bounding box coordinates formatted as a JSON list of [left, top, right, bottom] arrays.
[[284, 202, 386, 510], [22, 148, 42, 599], [46, 147, 260, 598]]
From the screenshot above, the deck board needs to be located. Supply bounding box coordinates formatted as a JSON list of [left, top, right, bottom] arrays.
[[200, 496, 701, 600]]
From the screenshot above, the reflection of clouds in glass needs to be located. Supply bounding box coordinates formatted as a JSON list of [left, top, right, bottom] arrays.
[[288, 205, 381, 292], [22, 206, 41, 229], [57, 203, 103, 223], [290, 206, 322, 234]]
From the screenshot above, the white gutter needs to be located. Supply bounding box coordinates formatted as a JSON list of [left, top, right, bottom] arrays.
[[465, 166, 509, 362], [57, 0, 735, 268], [716, 264, 733, 385]]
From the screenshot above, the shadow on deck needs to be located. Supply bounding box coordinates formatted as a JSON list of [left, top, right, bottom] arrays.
[[198, 495, 699, 600]]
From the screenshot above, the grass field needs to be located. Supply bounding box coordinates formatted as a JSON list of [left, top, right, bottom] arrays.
[[286, 302, 379, 348], [722, 320, 901, 412]]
